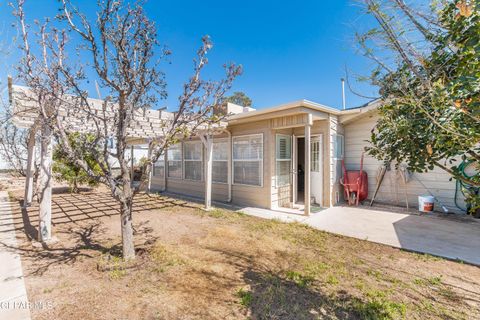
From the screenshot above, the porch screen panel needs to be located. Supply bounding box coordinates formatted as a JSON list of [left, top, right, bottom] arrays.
[[153, 154, 165, 177], [233, 134, 263, 186], [276, 134, 292, 187], [333, 134, 344, 159], [184, 142, 203, 181], [167, 143, 182, 178], [213, 139, 228, 183]]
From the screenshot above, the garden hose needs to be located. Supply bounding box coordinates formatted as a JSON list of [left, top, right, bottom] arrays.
[[454, 160, 478, 213]]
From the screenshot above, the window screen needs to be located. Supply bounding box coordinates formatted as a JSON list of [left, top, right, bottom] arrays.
[[153, 154, 165, 177], [184, 142, 203, 181], [213, 139, 228, 183], [333, 134, 344, 159], [276, 135, 291, 186], [167, 143, 182, 178], [233, 134, 263, 186]]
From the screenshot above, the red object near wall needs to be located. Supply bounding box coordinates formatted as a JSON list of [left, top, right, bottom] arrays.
[[344, 171, 368, 202], [340, 153, 369, 205]]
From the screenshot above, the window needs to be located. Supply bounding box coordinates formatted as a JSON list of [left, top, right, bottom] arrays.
[[167, 143, 182, 178], [153, 154, 165, 177], [333, 134, 344, 160], [233, 134, 263, 186], [184, 141, 203, 181], [213, 139, 228, 183], [311, 140, 321, 173], [276, 134, 291, 187]]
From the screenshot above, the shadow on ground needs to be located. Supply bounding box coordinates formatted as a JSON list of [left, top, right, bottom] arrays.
[[201, 247, 388, 320], [2, 189, 196, 239], [0, 189, 196, 275]]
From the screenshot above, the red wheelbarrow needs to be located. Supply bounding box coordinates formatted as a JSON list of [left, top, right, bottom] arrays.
[[340, 153, 368, 205]]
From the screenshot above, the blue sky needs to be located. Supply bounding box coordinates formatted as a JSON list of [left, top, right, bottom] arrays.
[[0, 0, 379, 111]]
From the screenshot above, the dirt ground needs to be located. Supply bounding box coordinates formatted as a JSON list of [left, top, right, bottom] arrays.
[[5, 184, 480, 320]]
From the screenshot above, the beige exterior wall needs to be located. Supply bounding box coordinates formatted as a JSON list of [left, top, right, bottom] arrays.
[[149, 120, 273, 209], [229, 120, 272, 208], [343, 112, 464, 213], [149, 116, 335, 210], [149, 135, 229, 202]]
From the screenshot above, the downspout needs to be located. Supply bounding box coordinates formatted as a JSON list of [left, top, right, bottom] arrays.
[[224, 129, 233, 203]]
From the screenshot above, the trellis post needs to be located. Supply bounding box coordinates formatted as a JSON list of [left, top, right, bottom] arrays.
[[23, 128, 36, 207]]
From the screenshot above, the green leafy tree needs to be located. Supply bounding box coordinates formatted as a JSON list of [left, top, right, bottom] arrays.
[[226, 91, 252, 107], [358, 0, 480, 213], [53, 133, 102, 193]]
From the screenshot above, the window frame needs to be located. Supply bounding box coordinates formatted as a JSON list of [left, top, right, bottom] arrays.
[[333, 134, 344, 160], [167, 143, 183, 180], [183, 141, 203, 181], [275, 134, 292, 187], [212, 138, 229, 184], [232, 133, 264, 187], [153, 153, 165, 178]]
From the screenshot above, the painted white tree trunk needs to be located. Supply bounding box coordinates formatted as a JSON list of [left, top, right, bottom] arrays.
[[120, 199, 135, 260], [24, 129, 36, 207], [38, 125, 52, 242]]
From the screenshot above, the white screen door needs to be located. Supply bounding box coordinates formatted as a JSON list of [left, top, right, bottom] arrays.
[[310, 135, 323, 206]]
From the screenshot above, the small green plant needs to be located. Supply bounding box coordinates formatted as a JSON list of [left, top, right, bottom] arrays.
[[353, 290, 407, 320], [367, 269, 383, 281], [326, 274, 339, 286], [413, 276, 442, 287], [109, 267, 127, 280], [52, 132, 103, 193], [285, 270, 315, 288], [43, 287, 54, 294], [150, 244, 184, 273], [208, 209, 226, 218], [236, 288, 253, 307], [97, 254, 129, 280]]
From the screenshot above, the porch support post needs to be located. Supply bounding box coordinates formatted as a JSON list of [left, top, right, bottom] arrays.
[[304, 114, 313, 216], [200, 134, 213, 210], [24, 128, 36, 207], [292, 134, 297, 205], [38, 125, 52, 242], [147, 142, 153, 193]]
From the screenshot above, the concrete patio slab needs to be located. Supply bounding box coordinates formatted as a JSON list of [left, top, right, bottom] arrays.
[[0, 191, 31, 320]]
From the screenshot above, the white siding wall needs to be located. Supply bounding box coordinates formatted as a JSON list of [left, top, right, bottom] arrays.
[[344, 113, 465, 213], [329, 115, 344, 206]]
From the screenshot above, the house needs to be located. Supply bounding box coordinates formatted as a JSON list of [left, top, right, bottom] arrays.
[[147, 100, 465, 215], [9, 78, 464, 221]]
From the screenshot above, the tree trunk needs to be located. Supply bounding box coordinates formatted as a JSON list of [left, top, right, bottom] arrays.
[[120, 199, 135, 260], [72, 178, 78, 193]]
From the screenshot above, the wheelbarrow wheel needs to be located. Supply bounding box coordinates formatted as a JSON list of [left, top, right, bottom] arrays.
[[350, 192, 357, 205]]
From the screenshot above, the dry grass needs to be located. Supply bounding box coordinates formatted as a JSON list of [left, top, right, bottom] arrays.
[[5, 188, 480, 320]]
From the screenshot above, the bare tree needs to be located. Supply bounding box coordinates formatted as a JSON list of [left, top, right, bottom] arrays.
[[0, 112, 29, 176], [0, 17, 28, 176], [13, 0, 241, 259]]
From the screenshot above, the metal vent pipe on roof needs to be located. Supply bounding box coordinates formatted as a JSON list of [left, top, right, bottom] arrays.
[[341, 78, 346, 110]]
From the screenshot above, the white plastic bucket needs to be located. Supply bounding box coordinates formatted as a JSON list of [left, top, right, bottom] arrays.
[[418, 195, 434, 212]]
